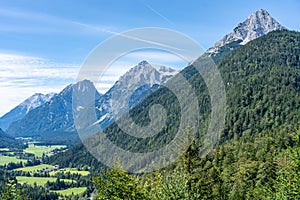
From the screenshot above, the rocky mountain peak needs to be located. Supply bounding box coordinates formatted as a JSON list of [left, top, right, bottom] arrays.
[[137, 60, 150, 66], [207, 9, 286, 55], [20, 93, 55, 112], [117, 61, 178, 89]]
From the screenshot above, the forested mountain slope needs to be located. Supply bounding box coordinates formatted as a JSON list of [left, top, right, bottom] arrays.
[[89, 30, 300, 199], [47, 30, 300, 176]]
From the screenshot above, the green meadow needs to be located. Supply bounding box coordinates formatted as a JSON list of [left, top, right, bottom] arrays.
[[14, 164, 54, 172], [49, 168, 90, 176], [52, 187, 87, 196], [24, 144, 67, 157], [0, 156, 27, 166], [16, 176, 76, 186]]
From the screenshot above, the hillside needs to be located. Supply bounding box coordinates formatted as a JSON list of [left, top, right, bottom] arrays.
[[47, 30, 300, 175], [0, 128, 23, 149]]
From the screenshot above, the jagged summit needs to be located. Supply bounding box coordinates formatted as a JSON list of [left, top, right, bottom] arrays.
[[117, 61, 178, 88], [137, 60, 149, 66], [207, 9, 286, 55], [20, 93, 55, 112]]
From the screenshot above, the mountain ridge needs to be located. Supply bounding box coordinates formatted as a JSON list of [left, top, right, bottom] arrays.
[[0, 93, 55, 131], [5, 61, 178, 145]]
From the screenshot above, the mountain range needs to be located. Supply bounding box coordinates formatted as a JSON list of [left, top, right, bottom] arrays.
[[0, 9, 289, 149], [4, 61, 177, 145], [0, 7, 299, 200]]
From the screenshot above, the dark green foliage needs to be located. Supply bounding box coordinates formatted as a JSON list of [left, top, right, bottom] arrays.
[[220, 30, 300, 141], [93, 163, 150, 200], [266, 132, 300, 199], [1, 179, 29, 200], [44, 143, 103, 174]]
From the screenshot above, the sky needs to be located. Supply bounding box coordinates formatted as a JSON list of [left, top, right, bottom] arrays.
[[0, 0, 299, 116]]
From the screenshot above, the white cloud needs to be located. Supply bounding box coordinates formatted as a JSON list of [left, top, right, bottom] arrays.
[[0, 53, 79, 116], [0, 53, 79, 78]]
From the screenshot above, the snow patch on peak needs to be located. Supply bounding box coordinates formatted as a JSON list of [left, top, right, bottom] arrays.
[[20, 93, 56, 114]]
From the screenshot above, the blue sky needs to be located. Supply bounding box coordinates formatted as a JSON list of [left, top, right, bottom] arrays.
[[0, 0, 299, 115]]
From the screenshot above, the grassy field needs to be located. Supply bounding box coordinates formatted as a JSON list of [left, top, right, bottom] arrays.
[[50, 168, 90, 176], [14, 164, 54, 172], [16, 176, 76, 186], [0, 156, 27, 166], [52, 187, 87, 196], [24, 144, 67, 157]]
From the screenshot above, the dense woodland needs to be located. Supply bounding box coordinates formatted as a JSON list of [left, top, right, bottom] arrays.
[[1, 30, 300, 199]]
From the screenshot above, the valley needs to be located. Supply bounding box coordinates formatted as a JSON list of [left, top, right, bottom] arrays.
[[0, 139, 91, 198], [0, 5, 299, 200]]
